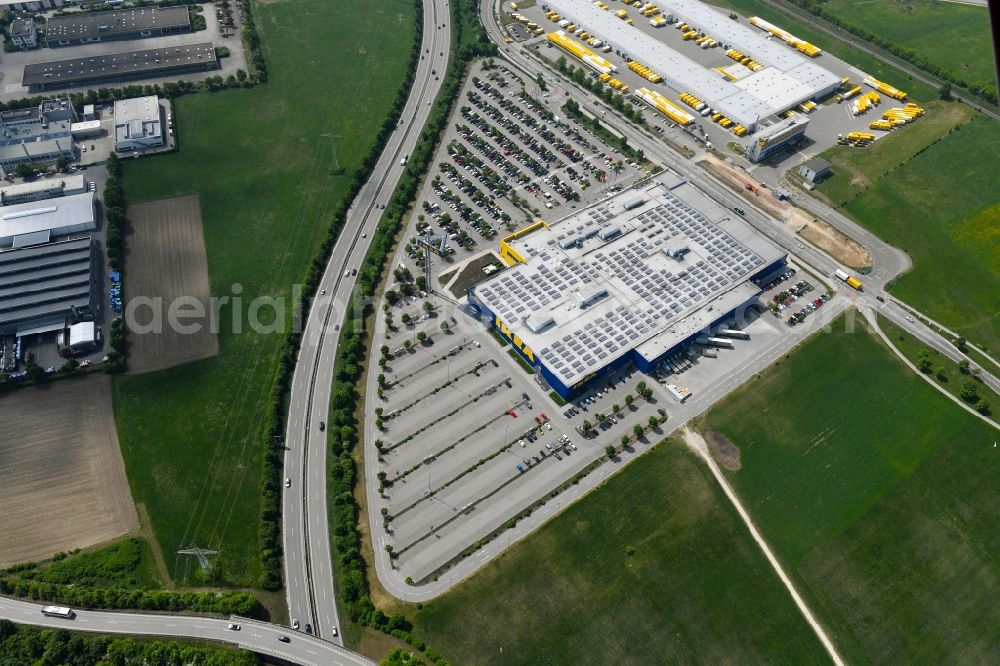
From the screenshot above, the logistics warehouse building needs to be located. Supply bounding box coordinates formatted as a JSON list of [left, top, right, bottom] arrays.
[[22, 43, 219, 91], [543, 0, 841, 130], [45, 7, 191, 47], [468, 178, 786, 399]]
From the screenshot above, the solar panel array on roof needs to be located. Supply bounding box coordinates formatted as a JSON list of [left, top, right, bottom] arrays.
[[473, 182, 779, 387]]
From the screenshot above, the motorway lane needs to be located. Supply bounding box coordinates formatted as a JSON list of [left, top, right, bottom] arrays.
[[282, 0, 452, 644], [0, 597, 375, 666]]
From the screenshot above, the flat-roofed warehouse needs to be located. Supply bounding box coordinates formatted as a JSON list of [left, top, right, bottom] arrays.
[[543, 0, 841, 130], [44, 7, 191, 47], [0, 191, 96, 247], [22, 43, 219, 91], [468, 178, 786, 399], [0, 237, 99, 337]]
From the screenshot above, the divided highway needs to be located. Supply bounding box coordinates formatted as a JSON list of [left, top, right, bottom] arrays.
[[281, 0, 452, 645]]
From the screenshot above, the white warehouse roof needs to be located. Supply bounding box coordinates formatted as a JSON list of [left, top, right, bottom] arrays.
[[0, 191, 96, 246], [544, 0, 840, 127]]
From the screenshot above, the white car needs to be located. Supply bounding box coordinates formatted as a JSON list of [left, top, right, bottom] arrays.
[[292, 619, 300, 630], [228, 623, 240, 631], [331, 626, 339, 637], [284, 478, 291, 488]]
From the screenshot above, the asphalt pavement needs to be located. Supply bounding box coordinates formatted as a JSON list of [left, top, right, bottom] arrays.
[[0, 596, 375, 666]]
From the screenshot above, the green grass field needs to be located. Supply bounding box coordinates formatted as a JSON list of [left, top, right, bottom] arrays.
[[819, 0, 995, 96], [703, 313, 1000, 663], [113, 0, 416, 586], [814, 100, 975, 207], [843, 114, 1000, 353], [708, 0, 936, 101], [411, 443, 828, 665]]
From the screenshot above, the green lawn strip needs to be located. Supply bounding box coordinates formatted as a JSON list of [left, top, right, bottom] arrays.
[[842, 115, 1000, 353], [703, 312, 1000, 662], [707, 0, 937, 101], [507, 347, 534, 373], [790, 0, 996, 98], [113, 0, 416, 587], [814, 100, 975, 207], [411, 442, 828, 665], [878, 315, 996, 414]]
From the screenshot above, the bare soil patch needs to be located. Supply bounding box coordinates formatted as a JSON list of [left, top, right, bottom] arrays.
[[705, 431, 742, 471], [125, 195, 218, 374], [0, 375, 138, 567], [699, 156, 871, 269]]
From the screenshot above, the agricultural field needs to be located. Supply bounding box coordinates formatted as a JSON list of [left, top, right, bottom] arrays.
[[112, 0, 416, 585], [818, 0, 995, 97], [702, 313, 1000, 663], [411, 443, 828, 665], [125, 195, 218, 374], [0, 375, 138, 568], [843, 114, 1000, 354]]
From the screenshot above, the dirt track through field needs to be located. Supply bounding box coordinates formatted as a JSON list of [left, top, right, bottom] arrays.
[[125, 195, 218, 374], [0, 375, 138, 567]]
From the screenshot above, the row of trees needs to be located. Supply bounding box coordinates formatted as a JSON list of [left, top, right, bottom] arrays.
[[782, 0, 997, 104], [918, 348, 990, 414], [238, 0, 267, 83], [0, 577, 260, 616], [0, 620, 261, 666], [557, 59, 648, 126]]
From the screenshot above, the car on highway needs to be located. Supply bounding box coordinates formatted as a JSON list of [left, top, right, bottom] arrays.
[[905, 316, 915, 322], [319, 421, 325, 431], [292, 619, 300, 630], [278, 635, 290, 643], [305, 623, 312, 634], [332, 626, 339, 637], [285, 478, 291, 488], [876, 296, 885, 302], [320, 289, 326, 295], [228, 623, 240, 631]]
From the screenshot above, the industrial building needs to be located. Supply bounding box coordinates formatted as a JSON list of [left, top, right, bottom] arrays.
[[0, 98, 78, 174], [745, 114, 809, 162], [44, 6, 192, 47], [468, 177, 786, 399], [0, 0, 81, 10], [114, 95, 163, 152], [0, 174, 86, 206], [0, 236, 98, 337], [0, 191, 96, 247], [23, 43, 219, 91], [799, 157, 832, 183], [9, 18, 38, 49], [543, 0, 840, 130]]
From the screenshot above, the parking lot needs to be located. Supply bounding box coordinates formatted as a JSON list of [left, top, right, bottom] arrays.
[[402, 60, 646, 274]]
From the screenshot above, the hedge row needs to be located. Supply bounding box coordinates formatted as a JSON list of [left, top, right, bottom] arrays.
[[238, 0, 267, 83], [256, 0, 427, 592], [0, 577, 261, 617], [782, 0, 997, 104], [0, 619, 261, 666]]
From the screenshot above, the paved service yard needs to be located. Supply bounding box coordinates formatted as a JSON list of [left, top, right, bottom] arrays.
[[0, 374, 138, 567]]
